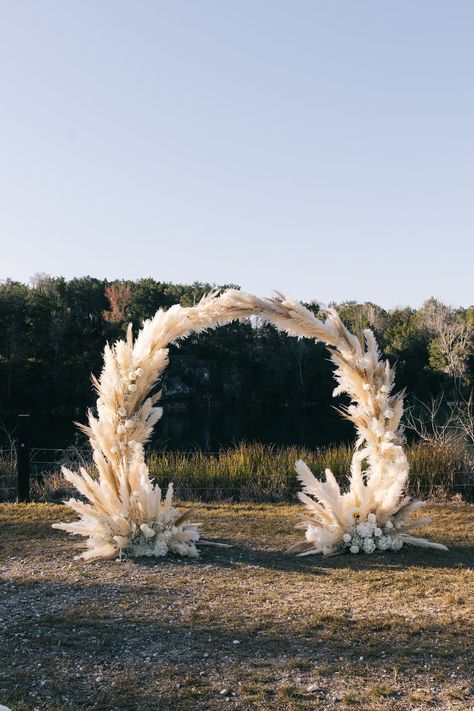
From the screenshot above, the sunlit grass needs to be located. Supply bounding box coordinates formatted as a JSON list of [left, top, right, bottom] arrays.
[[27, 440, 474, 503]]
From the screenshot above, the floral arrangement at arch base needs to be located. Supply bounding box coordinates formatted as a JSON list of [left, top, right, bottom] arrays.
[[258, 294, 449, 557]]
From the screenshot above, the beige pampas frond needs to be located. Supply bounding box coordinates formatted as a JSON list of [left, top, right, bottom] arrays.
[[257, 293, 448, 556], [53, 290, 265, 560]]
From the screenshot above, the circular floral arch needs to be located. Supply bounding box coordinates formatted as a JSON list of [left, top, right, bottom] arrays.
[[54, 290, 447, 560]]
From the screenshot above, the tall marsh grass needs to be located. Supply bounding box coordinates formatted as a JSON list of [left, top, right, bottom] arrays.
[[147, 442, 474, 501], [31, 441, 474, 503], [147, 443, 354, 501]]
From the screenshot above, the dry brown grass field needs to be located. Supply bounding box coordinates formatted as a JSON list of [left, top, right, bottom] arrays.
[[1, 502, 473, 710]]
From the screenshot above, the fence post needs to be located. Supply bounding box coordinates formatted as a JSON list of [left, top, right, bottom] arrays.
[[17, 414, 30, 503]]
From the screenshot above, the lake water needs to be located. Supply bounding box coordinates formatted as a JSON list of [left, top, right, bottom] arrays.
[[1, 404, 354, 452]]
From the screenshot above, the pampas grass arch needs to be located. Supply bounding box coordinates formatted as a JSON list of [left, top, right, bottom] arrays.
[[54, 290, 447, 560]]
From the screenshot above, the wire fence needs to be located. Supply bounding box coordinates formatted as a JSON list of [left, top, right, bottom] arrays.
[[1, 444, 474, 503], [0, 446, 17, 499]]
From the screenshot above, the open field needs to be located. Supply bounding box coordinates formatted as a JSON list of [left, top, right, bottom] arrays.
[[1, 502, 473, 710]]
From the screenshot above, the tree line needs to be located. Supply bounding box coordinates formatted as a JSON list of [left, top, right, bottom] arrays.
[[0, 274, 473, 418]]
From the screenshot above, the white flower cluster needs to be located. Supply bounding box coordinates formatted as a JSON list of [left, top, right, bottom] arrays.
[[127, 366, 144, 393], [114, 509, 200, 559], [342, 513, 403, 554]]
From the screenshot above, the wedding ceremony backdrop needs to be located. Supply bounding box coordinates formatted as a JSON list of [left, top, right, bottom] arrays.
[[53, 290, 448, 560]]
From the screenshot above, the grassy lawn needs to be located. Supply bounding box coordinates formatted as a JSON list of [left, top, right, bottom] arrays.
[[0, 502, 473, 710]]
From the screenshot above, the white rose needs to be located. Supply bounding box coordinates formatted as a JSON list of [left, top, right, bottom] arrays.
[[350, 545, 360, 554], [153, 542, 168, 557], [391, 537, 403, 551], [140, 523, 155, 539], [363, 539, 376, 554], [374, 527, 383, 537], [117, 406, 127, 417], [135, 367, 144, 377], [343, 533, 352, 543], [128, 383, 137, 392], [385, 520, 394, 531], [128, 371, 136, 381], [384, 409, 394, 419], [356, 523, 370, 538], [367, 513, 377, 524]]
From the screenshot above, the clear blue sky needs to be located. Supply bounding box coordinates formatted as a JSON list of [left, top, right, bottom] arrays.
[[1, 1, 473, 308]]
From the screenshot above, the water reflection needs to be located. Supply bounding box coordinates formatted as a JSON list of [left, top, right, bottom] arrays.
[[155, 405, 353, 451], [1, 404, 354, 451]]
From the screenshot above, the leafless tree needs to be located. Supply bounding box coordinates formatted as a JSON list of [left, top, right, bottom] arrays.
[[102, 283, 133, 325], [405, 395, 462, 447], [420, 299, 473, 387], [452, 391, 474, 446]]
